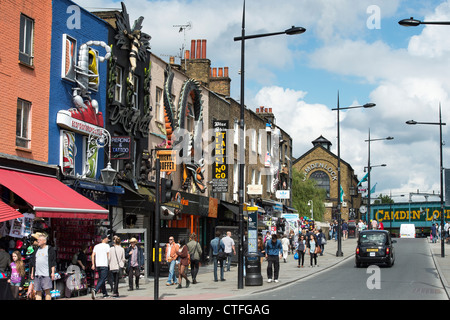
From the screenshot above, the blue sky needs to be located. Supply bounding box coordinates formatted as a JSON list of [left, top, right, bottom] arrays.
[[76, 0, 450, 201]]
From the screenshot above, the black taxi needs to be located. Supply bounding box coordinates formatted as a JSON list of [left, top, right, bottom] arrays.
[[355, 230, 396, 268]]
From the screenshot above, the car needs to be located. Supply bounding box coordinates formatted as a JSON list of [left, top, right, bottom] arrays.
[[355, 230, 396, 268]]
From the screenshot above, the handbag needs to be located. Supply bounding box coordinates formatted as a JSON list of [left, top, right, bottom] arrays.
[[294, 252, 299, 260], [113, 246, 125, 277], [217, 250, 226, 261]]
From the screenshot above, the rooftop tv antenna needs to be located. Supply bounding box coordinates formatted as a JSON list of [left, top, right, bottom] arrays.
[[173, 22, 192, 69]]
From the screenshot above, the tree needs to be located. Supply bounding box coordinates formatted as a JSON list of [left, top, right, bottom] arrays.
[[291, 168, 326, 221], [373, 194, 394, 205]]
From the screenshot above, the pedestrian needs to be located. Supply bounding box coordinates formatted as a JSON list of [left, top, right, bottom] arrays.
[[296, 235, 306, 268], [109, 236, 125, 298], [73, 244, 88, 272], [371, 219, 378, 230], [209, 231, 225, 282], [187, 233, 202, 284], [257, 236, 265, 265], [308, 234, 319, 267], [8, 250, 25, 299], [281, 235, 289, 263], [125, 237, 144, 291], [315, 229, 326, 256], [30, 234, 57, 300], [431, 224, 437, 243], [342, 220, 348, 240], [265, 234, 282, 283], [165, 236, 179, 286], [288, 230, 295, 254], [378, 219, 384, 230], [176, 239, 190, 289], [91, 233, 110, 299], [222, 231, 236, 272], [0, 243, 10, 273]]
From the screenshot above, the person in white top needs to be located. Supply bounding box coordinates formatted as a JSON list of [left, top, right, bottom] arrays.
[[221, 231, 236, 272], [281, 235, 290, 263], [91, 234, 110, 299]]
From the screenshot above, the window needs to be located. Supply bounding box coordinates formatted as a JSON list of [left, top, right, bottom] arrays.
[[155, 87, 162, 122], [19, 14, 34, 66], [114, 66, 123, 103], [186, 103, 195, 133], [132, 75, 139, 109], [16, 99, 31, 148], [310, 170, 330, 198], [258, 131, 262, 155], [234, 120, 239, 145]]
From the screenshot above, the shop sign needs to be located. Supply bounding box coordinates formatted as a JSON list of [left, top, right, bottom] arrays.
[[111, 136, 131, 159], [57, 111, 103, 136], [275, 190, 290, 199], [212, 120, 228, 193], [157, 149, 176, 172]]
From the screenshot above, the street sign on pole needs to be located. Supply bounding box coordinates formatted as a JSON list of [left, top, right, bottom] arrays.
[[156, 150, 176, 173]]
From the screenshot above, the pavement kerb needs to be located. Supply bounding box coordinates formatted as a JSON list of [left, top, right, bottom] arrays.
[[428, 239, 450, 300]]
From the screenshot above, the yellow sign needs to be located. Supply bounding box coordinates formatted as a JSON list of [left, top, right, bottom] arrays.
[[157, 150, 176, 172]]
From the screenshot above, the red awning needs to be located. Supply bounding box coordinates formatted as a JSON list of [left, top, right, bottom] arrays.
[[0, 168, 109, 219], [0, 200, 23, 223]]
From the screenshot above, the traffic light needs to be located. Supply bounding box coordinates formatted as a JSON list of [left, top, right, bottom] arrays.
[[160, 178, 172, 203]]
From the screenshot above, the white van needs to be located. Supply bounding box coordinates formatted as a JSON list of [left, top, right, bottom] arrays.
[[400, 224, 416, 238]]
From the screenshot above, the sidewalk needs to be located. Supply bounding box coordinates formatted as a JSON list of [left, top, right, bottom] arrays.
[[428, 239, 450, 299], [68, 237, 357, 301]]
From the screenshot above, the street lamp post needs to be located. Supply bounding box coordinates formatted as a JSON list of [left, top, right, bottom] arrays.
[[399, 17, 450, 27], [234, 0, 305, 289], [331, 92, 375, 256], [406, 105, 446, 257], [365, 130, 394, 227], [308, 200, 314, 220]]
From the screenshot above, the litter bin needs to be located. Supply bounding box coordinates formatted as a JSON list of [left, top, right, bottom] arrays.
[[245, 254, 263, 286], [348, 220, 357, 238]]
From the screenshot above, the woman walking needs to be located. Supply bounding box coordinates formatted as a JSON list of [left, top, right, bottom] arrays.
[[176, 239, 190, 289], [296, 235, 306, 268], [109, 236, 126, 298], [308, 234, 319, 267]]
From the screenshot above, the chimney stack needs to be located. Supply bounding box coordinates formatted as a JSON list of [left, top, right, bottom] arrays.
[[182, 39, 211, 86]]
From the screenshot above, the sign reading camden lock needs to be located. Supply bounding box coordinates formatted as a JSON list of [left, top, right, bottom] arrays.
[[303, 162, 338, 182]]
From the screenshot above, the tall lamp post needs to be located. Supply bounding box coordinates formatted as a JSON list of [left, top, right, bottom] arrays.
[[331, 92, 375, 256], [234, 0, 306, 288], [365, 130, 394, 226], [406, 105, 446, 257]]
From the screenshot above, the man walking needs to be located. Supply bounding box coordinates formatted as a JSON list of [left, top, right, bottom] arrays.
[[125, 237, 144, 291], [265, 234, 282, 283], [165, 236, 179, 286], [222, 231, 236, 272], [30, 234, 56, 300], [91, 233, 110, 299], [210, 231, 225, 282]]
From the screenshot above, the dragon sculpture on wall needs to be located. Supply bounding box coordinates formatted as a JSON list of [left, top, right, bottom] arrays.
[[163, 65, 206, 193]]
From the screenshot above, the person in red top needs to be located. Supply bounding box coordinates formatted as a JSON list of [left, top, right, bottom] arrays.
[[378, 219, 384, 230], [176, 239, 190, 289]]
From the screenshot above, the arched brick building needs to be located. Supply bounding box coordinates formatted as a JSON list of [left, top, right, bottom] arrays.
[[293, 136, 363, 222]]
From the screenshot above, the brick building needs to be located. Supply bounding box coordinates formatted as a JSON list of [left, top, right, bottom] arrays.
[[293, 136, 362, 222], [0, 0, 53, 162]]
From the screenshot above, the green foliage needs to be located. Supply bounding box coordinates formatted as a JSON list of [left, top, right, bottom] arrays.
[[291, 168, 326, 221]]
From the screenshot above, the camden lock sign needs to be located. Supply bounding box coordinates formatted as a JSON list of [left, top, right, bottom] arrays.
[[303, 161, 338, 182], [212, 120, 228, 193]]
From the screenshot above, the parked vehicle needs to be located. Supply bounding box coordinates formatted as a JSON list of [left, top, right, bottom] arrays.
[[355, 230, 396, 268], [400, 224, 416, 238]]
